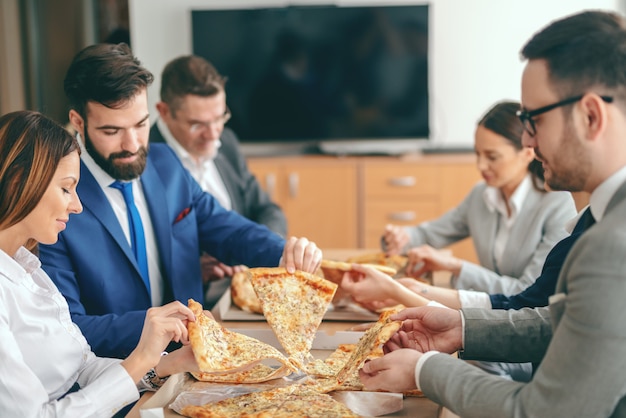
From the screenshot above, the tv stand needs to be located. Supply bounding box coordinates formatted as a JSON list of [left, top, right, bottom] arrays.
[[318, 139, 428, 156]]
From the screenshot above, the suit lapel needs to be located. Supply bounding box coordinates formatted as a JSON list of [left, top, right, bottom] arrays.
[[78, 162, 138, 266], [213, 154, 242, 213], [140, 157, 173, 281]]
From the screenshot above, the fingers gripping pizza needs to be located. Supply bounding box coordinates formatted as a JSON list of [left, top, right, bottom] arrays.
[[187, 299, 297, 375], [319, 259, 397, 285], [246, 267, 337, 369]]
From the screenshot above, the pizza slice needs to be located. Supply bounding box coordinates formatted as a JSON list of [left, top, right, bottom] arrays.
[[191, 364, 291, 384], [345, 252, 408, 273], [335, 307, 402, 384], [187, 299, 297, 374], [180, 384, 359, 418], [320, 259, 397, 285], [247, 267, 337, 368]]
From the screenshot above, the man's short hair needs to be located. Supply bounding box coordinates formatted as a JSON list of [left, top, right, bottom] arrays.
[[160, 55, 227, 112], [64, 43, 154, 118], [521, 10, 626, 103]]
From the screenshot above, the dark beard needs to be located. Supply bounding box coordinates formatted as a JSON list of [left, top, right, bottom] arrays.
[[83, 128, 148, 181]]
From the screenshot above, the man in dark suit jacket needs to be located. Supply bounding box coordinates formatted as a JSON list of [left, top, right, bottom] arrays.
[[39, 43, 321, 359], [150, 56, 288, 303], [357, 11, 626, 417]]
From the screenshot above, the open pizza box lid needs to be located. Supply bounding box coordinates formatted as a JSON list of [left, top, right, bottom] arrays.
[[138, 329, 371, 418], [212, 288, 380, 322]]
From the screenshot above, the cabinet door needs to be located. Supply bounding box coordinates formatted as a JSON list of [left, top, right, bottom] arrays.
[[247, 160, 283, 203], [363, 199, 440, 248], [281, 163, 358, 248], [439, 161, 481, 263]]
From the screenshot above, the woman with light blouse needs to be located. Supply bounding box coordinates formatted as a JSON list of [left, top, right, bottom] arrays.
[[0, 110, 199, 417], [382, 101, 576, 297]]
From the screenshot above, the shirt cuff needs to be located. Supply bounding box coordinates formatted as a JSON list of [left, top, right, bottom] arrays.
[[426, 300, 452, 309], [414, 351, 440, 391], [458, 289, 492, 309]]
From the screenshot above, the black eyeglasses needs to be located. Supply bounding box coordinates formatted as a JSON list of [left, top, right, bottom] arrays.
[[516, 95, 613, 137]]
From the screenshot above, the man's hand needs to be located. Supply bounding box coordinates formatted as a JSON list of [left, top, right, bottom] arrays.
[[280, 236, 322, 273], [200, 254, 246, 284], [385, 306, 463, 354], [359, 349, 421, 392]]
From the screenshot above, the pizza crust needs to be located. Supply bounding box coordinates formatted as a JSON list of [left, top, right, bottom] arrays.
[[187, 299, 296, 374], [230, 269, 263, 314]]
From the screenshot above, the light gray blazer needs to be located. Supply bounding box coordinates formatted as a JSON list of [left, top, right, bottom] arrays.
[[400, 181, 576, 295], [418, 179, 626, 418]]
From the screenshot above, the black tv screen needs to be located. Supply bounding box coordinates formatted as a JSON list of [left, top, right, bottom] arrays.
[[192, 4, 429, 145]]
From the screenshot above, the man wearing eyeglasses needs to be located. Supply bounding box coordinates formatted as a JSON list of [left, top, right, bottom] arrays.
[[357, 10, 626, 417], [150, 55, 287, 305]]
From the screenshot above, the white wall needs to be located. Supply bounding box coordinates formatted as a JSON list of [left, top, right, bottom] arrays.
[[130, 0, 620, 147]]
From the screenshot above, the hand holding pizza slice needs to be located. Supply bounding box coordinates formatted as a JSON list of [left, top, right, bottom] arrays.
[[186, 299, 297, 375]]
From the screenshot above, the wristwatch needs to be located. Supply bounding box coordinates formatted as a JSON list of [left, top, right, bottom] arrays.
[[141, 368, 169, 391]]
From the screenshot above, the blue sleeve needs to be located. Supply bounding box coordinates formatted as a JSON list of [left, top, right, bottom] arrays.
[[490, 232, 583, 310]]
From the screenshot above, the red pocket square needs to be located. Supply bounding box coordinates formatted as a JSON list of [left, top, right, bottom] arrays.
[[174, 207, 191, 223]]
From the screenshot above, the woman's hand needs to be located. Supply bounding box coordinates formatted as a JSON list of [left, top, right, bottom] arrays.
[[340, 263, 398, 305], [382, 224, 410, 256], [406, 245, 463, 277], [122, 301, 196, 382]]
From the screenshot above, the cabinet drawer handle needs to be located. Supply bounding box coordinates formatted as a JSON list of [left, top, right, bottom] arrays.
[[288, 172, 299, 198], [388, 176, 416, 187], [265, 173, 276, 199], [388, 211, 417, 222]]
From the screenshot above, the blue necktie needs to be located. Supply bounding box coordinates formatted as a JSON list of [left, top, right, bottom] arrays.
[[110, 181, 150, 293]]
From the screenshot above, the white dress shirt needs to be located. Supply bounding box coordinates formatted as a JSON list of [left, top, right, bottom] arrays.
[[456, 175, 531, 308], [80, 139, 164, 307], [156, 118, 232, 210], [0, 247, 138, 417]]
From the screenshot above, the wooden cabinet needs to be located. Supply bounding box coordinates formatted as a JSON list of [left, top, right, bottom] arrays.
[[247, 154, 480, 263], [359, 155, 480, 262], [248, 156, 358, 248]]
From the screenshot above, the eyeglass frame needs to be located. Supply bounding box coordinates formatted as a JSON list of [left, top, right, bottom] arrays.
[[516, 94, 613, 137], [188, 106, 232, 134]]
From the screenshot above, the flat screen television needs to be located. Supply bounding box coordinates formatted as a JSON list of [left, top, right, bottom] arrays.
[[191, 4, 429, 155]]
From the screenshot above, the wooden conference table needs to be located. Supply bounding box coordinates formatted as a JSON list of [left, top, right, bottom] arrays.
[[126, 249, 448, 418]]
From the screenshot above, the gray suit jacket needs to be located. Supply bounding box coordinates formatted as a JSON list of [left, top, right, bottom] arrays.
[[150, 124, 287, 236], [400, 181, 576, 295], [419, 179, 626, 417]]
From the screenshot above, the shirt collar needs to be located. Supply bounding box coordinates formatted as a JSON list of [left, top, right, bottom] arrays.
[[0, 247, 40, 283], [589, 164, 626, 222], [155, 118, 220, 167], [483, 174, 532, 217]]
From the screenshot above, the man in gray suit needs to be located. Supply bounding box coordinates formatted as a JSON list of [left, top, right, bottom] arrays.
[[358, 10, 626, 417], [150, 55, 287, 305]]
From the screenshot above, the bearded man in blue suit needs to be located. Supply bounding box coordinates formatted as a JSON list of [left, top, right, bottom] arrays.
[[39, 43, 321, 359]]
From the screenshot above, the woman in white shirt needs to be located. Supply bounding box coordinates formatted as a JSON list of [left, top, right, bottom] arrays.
[[381, 101, 576, 296], [0, 110, 199, 417]]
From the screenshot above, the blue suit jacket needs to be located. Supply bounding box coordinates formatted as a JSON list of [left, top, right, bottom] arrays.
[[39, 144, 285, 358]]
